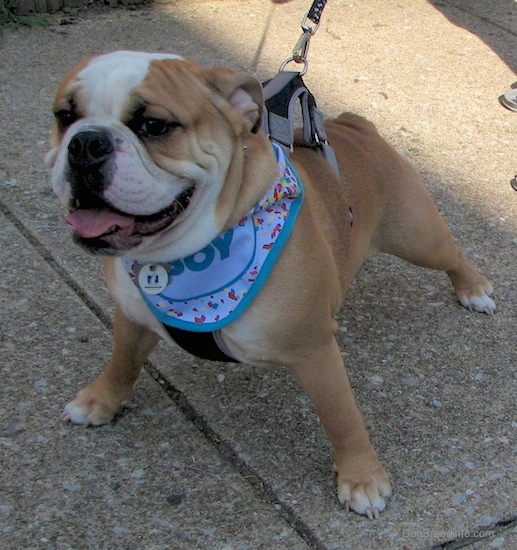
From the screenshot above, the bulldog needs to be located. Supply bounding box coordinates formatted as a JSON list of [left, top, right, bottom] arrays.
[[47, 51, 496, 519]]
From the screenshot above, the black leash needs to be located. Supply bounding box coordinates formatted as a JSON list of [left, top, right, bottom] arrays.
[[307, 0, 328, 25], [262, 0, 340, 175], [280, 0, 327, 76]]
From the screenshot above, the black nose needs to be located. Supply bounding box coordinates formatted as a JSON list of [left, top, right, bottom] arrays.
[[67, 131, 114, 170]]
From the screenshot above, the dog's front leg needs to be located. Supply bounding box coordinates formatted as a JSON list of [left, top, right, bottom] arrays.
[[62, 304, 160, 426], [290, 337, 392, 519]]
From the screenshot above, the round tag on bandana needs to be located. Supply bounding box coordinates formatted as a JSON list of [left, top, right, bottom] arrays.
[[137, 264, 169, 295]]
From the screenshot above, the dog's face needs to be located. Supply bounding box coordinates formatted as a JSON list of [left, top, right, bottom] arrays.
[[47, 51, 264, 261]]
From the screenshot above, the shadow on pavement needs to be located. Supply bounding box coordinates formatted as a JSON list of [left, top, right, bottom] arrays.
[[427, 0, 516, 75]]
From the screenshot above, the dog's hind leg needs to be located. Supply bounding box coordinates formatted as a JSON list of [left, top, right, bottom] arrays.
[[62, 304, 160, 426], [375, 166, 495, 314]]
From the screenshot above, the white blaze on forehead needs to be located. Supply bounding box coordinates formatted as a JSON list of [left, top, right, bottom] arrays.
[[76, 51, 184, 118]]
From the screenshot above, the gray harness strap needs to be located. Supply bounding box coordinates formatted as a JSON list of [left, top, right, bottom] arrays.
[[262, 71, 340, 176]]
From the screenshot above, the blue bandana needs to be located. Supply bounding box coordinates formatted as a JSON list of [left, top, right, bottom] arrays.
[[122, 143, 304, 332]]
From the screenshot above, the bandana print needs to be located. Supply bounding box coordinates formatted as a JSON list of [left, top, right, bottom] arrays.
[[122, 143, 304, 331]]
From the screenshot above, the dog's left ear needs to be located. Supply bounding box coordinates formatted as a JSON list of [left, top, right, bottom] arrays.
[[207, 68, 264, 134]]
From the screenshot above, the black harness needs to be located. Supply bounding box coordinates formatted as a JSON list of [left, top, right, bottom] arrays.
[[163, 326, 239, 362]]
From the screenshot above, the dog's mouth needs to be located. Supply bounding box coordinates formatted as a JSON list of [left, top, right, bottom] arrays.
[[65, 186, 194, 252]]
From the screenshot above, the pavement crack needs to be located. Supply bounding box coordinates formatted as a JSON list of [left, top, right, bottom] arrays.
[[432, 515, 517, 549], [145, 360, 327, 550], [0, 199, 112, 328]]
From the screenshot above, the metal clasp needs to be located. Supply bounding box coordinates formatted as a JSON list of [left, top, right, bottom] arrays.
[[279, 56, 309, 76], [293, 28, 312, 63], [279, 11, 321, 75], [300, 12, 320, 36]]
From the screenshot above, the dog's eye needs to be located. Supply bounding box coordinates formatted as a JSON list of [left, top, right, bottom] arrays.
[[55, 109, 78, 129], [137, 118, 180, 138]]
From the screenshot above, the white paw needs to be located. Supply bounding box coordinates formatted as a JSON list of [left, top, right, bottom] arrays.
[[61, 393, 119, 427], [62, 400, 92, 425], [338, 480, 391, 519], [458, 288, 496, 315]]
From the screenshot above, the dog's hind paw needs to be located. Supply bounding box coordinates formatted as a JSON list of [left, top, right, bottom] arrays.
[[456, 283, 496, 315], [448, 265, 496, 315], [460, 293, 496, 315]]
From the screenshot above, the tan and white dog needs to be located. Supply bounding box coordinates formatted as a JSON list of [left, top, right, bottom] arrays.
[[47, 51, 496, 519]]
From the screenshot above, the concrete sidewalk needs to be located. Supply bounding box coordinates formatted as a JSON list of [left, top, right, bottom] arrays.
[[0, 1, 516, 548]]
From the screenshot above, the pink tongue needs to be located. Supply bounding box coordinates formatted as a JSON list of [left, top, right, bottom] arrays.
[[65, 209, 135, 238]]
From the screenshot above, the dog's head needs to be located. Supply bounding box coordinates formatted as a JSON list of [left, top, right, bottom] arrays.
[[47, 51, 270, 261]]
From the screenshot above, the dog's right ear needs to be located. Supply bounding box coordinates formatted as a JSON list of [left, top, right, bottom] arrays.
[[206, 68, 264, 134]]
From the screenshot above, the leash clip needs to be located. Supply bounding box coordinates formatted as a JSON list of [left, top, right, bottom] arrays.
[[279, 20, 313, 75], [293, 27, 312, 64], [279, 3, 324, 76], [264, 0, 339, 176], [294, 9, 323, 61]]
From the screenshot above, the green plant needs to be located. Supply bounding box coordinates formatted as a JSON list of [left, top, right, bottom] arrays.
[[1, 0, 21, 26], [0, 0, 48, 36]]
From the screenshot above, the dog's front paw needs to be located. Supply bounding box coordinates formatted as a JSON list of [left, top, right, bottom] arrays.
[[62, 381, 129, 426], [335, 452, 392, 519]]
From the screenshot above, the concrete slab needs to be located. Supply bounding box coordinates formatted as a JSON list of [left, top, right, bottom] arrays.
[[0, 213, 310, 549], [0, 1, 515, 548]]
